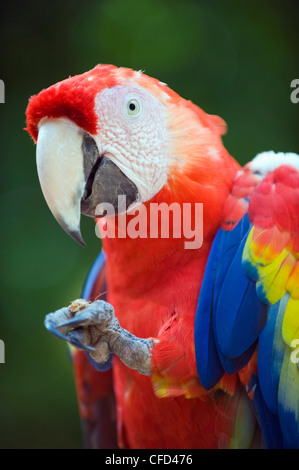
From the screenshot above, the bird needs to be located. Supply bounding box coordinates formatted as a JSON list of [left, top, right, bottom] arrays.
[[25, 64, 299, 449]]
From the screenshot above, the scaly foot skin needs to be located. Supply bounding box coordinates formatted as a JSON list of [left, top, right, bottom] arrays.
[[44, 299, 154, 376]]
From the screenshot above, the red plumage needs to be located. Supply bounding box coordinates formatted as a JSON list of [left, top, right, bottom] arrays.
[[249, 165, 299, 252], [26, 65, 118, 141]]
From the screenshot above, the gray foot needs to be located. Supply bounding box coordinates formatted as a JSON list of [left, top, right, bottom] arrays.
[[44, 299, 154, 375]]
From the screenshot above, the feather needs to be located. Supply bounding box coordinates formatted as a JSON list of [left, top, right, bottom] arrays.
[[278, 348, 299, 448], [282, 295, 299, 346], [231, 388, 257, 449], [82, 250, 106, 301], [215, 233, 267, 360], [257, 295, 288, 414], [194, 229, 224, 390], [249, 374, 283, 448], [195, 215, 253, 387]]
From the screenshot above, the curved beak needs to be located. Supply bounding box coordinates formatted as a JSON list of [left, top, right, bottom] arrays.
[[36, 118, 139, 246], [36, 118, 86, 246]]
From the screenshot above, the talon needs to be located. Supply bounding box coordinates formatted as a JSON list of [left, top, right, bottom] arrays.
[[44, 305, 98, 352], [44, 319, 69, 342], [57, 315, 91, 329], [68, 336, 96, 352], [65, 327, 96, 352]]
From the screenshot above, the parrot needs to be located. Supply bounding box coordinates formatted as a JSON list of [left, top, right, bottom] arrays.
[[25, 64, 299, 449]]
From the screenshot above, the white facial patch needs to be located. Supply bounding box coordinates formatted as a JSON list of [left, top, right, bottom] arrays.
[[250, 151, 299, 177], [94, 85, 169, 203]]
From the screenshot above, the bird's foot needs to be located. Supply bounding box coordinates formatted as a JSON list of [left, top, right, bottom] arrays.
[[44, 299, 154, 375]]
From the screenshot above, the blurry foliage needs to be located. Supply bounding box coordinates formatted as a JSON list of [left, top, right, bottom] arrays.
[[0, 0, 298, 448]]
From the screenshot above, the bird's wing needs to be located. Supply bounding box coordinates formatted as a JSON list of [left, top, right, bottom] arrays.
[[195, 152, 299, 448]]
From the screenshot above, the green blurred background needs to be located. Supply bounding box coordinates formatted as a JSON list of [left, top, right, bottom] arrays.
[[0, 0, 298, 448]]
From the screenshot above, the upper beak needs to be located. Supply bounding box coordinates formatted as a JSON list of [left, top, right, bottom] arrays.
[[36, 118, 139, 246], [36, 118, 86, 246]]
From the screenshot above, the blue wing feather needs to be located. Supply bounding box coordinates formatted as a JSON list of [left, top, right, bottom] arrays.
[[248, 374, 284, 449], [194, 230, 224, 390], [278, 348, 299, 448], [257, 295, 288, 414], [195, 214, 267, 384], [212, 215, 267, 372], [215, 251, 267, 359], [194, 213, 294, 448], [213, 213, 251, 310], [82, 250, 106, 301]]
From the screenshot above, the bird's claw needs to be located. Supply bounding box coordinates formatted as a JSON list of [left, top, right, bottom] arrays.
[[44, 299, 154, 375], [45, 318, 70, 342], [66, 329, 96, 352], [57, 315, 91, 328], [44, 300, 113, 353]]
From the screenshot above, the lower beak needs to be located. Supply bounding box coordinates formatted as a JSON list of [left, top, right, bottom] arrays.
[[36, 118, 139, 246]]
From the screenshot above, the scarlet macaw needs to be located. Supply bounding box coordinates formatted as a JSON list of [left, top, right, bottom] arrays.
[[25, 65, 299, 449]]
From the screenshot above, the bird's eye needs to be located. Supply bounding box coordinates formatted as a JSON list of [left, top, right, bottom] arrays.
[[127, 99, 140, 115]]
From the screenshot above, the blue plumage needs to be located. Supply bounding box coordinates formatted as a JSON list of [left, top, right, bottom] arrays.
[[194, 229, 224, 390], [194, 212, 298, 448], [278, 349, 299, 449], [258, 295, 287, 414], [82, 250, 106, 301], [248, 374, 283, 449], [195, 214, 267, 385], [215, 251, 267, 359]]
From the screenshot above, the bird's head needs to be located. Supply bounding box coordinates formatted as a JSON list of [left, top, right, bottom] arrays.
[[26, 64, 236, 246]]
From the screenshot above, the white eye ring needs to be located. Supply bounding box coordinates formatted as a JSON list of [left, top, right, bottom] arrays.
[[127, 99, 140, 115]]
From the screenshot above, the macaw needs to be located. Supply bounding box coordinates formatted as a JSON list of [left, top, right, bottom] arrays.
[[25, 64, 299, 449]]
